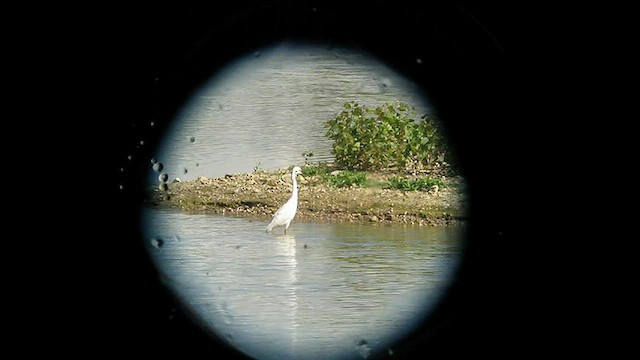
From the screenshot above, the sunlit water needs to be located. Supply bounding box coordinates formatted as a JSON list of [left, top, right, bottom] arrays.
[[143, 208, 463, 359], [150, 41, 431, 183]]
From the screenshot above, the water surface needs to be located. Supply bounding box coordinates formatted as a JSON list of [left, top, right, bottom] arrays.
[[143, 208, 463, 359], [151, 41, 431, 183]]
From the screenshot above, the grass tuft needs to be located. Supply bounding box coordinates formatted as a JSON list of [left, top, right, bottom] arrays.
[[326, 170, 367, 188], [384, 176, 445, 191]]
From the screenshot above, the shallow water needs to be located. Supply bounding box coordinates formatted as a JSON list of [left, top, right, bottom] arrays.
[[143, 208, 463, 360]]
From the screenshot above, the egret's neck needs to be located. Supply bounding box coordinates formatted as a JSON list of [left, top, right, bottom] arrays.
[[291, 173, 298, 198]]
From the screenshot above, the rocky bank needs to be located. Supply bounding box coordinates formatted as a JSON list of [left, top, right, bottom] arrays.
[[147, 166, 468, 227]]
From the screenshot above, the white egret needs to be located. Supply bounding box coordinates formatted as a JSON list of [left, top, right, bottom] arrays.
[[266, 166, 303, 234]]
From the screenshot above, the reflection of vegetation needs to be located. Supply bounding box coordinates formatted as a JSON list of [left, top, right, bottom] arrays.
[[325, 101, 452, 171], [327, 226, 462, 294]]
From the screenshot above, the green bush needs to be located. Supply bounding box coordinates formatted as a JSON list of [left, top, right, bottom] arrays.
[[384, 176, 445, 191], [325, 101, 450, 171], [301, 163, 332, 177], [325, 170, 367, 188]]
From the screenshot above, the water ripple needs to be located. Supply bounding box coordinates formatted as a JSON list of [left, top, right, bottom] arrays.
[[143, 207, 462, 359]]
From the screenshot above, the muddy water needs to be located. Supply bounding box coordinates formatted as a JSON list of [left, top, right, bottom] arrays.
[[143, 207, 463, 359]]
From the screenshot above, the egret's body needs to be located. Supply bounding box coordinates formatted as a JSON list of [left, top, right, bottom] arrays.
[[266, 166, 302, 234]]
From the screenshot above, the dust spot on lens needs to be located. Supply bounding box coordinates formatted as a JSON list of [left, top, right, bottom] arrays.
[[356, 339, 371, 359], [381, 77, 391, 88], [150, 238, 165, 249]]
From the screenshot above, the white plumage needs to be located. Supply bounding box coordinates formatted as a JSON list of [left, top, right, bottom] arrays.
[[266, 166, 303, 234]]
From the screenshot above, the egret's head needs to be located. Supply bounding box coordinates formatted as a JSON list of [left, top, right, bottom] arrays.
[[292, 166, 303, 175]]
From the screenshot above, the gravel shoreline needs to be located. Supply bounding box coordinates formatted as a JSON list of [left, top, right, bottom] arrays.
[[147, 167, 468, 226]]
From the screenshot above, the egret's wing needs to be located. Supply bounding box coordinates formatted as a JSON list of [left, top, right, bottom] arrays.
[[274, 199, 296, 223], [271, 207, 286, 225], [266, 200, 291, 231], [266, 182, 300, 233]]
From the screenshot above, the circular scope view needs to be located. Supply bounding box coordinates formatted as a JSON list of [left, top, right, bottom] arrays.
[[142, 41, 467, 360]]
